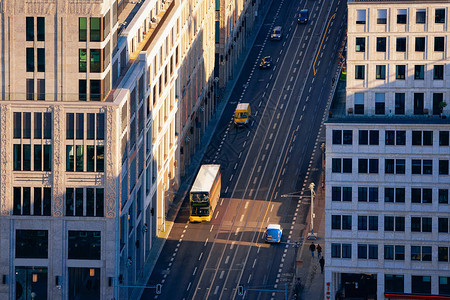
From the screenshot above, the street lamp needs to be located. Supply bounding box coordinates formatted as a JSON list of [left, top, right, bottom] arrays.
[[307, 183, 317, 240]]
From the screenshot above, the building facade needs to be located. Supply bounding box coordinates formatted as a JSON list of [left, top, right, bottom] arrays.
[[0, 0, 216, 299], [325, 1, 450, 299]]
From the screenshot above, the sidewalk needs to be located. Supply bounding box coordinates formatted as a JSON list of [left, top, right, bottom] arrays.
[[131, 1, 274, 299]]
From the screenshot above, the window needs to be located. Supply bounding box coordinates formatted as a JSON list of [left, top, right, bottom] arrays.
[[343, 130, 352, 144], [414, 65, 424, 80], [87, 113, 95, 140], [369, 159, 378, 174], [90, 80, 101, 101], [396, 65, 406, 79], [68, 231, 101, 260], [423, 160, 432, 174], [369, 187, 378, 202], [359, 159, 368, 173], [384, 216, 405, 231], [343, 187, 352, 202], [331, 243, 341, 258], [356, 10, 366, 24], [439, 247, 449, 262], [76, 113, 84, 139], [37, 79, 45, 100], [90, 17, 101, 42], [435, 8, 446, 23], [355, 37, 365, 52], [412, 276, 431, 295], [26, 48, 34, 72], [439, 160, 449, 175], [416, 9, 426, 24], [435, 37, 445, 51], [23, 112, 31, 138], [412, 131, 422, 145], [79, 17, 87, 41], [37, 17, 45, 41], [369, 130, 379, 145], [90, 49, 101, 72], [342, 215, 352, 230], [395, 245, 405, 260], [358, 187, 368, 202], [342, 244, 351, 258], [377, 9, 387, 24], [342, 158, 352, 173], [396, 159, 405, 174], [396, 37, 406, 52], [368, 245, 378, 259], [397, 9, 407, 24], [332, 130, 342, 144], [79, 80, 87, 101], [415, 37, 425, 52], [385, 275, 404, 293], [411, 246, 432, 261], [37, 48, 45, 72], [433, 93, 444, 115], [395, 93, 405, 115], [26, 17, 34, 41], [359, 130, 368, 145], [412, 217, 432, 232], [439, 218, 449, 233], [375, 93, 385, 114], [384, 245, 394, 260], [376, 37, 386, 52], [332, 158, 341, 173], [358, 244, 367, 259], [358, 216, 368, 230], [376, 65, 385, 80], [354, 93, 364, 114], [396, 131, 406, 145], [439, 189, 449, 204], [332, 187, 341, 201], [16, 230, 48, 258], [414, 93, 424, 115], [79, 49, 87, 72], [355, 65, 365, 79], [385, 159, 394, 174], [332, 215, 341, 229], [434, 65, 444, 80], [385, 131, 395, 145], [440, 131, 449, 146], [412, 160, 421, 174]]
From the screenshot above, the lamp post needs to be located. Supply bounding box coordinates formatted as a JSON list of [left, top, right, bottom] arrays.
[[307, 183, 317, 240]]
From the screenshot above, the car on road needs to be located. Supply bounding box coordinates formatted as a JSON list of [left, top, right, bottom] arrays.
[[298, 9, 309, 24], [265, 224, 282, 243], [271, 26, 282, 40], [259, 56, 272, 69]]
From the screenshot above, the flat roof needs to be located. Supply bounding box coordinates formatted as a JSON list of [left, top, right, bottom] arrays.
[[236, 103, 250, 110], [191, 165, 220, 193]]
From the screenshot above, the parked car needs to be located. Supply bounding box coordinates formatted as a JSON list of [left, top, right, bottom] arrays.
[[265, 224, 282, 243], [259, 56, 272, 69]]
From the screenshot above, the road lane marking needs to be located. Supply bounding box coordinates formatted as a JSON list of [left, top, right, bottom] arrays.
[[229, 174, 233, 181], [210, 225, 214, 232], [214, 286, 219, 295], [240, 214, 244, 222], [220, 271, 225, 279], [231, 241, 236, 249], [187, 282, 191, 291], [313, 13, 336, 75], [257, 165, 261, 172], [270, 204, 274, 212], [215, 211, 219, 219], [225, 256, 230, 264], [248, 274, 252, 283], [193, 267, 197, 275], [245, 201, 249, 209], [198, 252, 203, 260], [204, 238, 208, 246], [235, 227, 240, 235], [220, 198, 224, 205]]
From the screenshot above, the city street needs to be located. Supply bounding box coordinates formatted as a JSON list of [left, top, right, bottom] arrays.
[[142, 0, 347, 298]]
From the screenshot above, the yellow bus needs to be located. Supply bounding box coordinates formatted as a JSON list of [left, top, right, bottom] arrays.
[[189, 164, 221, 222]]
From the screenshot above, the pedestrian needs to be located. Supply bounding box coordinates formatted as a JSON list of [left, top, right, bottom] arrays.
[[309, 242, 316, 258], [319, 256, 325, 274], [316, 244, 322, 258]]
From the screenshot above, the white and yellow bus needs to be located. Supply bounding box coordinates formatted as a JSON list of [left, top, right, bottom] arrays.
[[189, 164, 221, 222]]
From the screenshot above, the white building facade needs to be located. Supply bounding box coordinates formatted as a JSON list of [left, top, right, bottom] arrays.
[[325, 1, 450, 299]]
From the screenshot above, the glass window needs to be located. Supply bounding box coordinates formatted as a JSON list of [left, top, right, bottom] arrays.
[[342, 215, 352, 230], [358, 187, 368, 202], [332, 130, 342, 144], [384, 216, 394, 231], [385, 275, 404, 293], [423, 131, 433, 146], [414, 65, 424, 80], [26, 48, 34, 72], [397, 9, 407, 24], [97, 113, 105, 140], [434, 65, 444, 80], [332, 215, 341, 230], [37, 17, 45, 41], [414, 93, 424, 115], [416, 9, 426, 24], [37, 48, 45, 72], [23, 112, 31, 138], [90, 17, 101, 42], [412, 131, 422, 145], [332, 187, 341, 201], [359, 159, 368, 173], [376, 37, 386, 52], [66, 113, 74, 139], [79, 49, 87, 72], [396, 159, 405, 174], [13, 112, 21, 138], [369, 131, 379, 145], [396, 37, 406, 52], [368, 244, 378, 259], [43, 145, 51, 171], [440, 160, 449, 175], [385, 131, 395, 145], [435, 8, 446, 23], [76, 145, 83, 172], [358, 216, 367, 230], [434, 93, 444, 115], [435, 37, 445, 51], [96, 188, 104, 217], [79, 79, 87, 101], [384, 246, 394, 260], [68, 231, 101, 260], [358, 244, 367, 259], [376, 65, 386, 80], [331, 244, 341, 258], [359, 130, 368, 145], [439, 131, 449, 146], [79, 17, 87, 41], [87, 113, 95, 140], [439, 189, 448, 204], [23, 145, 31, 171], [90, 80, 101, 101], [396, 65, 406, 79], [342, 244, 351, 258], [356, 10, 366, 24], [90, 49, 101, 73], [342, 158, 352, 173], [76, 113, 84, 140], [369, 187, 378, 202], [354, 93, 364, 114], [396, 131, 406, 145], [422, 217, 432, 232], [43, 112, 52, 139], [34, 145, 42, 171], [438, 247, 449, 262], [412, 276, 431, 294], [377, 9, 387, 24], [86, 145, 95, 172], [13, 144, 21, 171], [385, 159, 394, 174], [395, 245, 405, 259], [332, 158, 341, 173], [395, 93, 405, 115], [355, 37, 365, 52], [16, 230, 48, 258], [66, 145, 74, 171], [26, 17, 34, 41], [96, 145, 104, 172], [343, 130, 352, 145], [438, 218, 448, 233], [423, 160, 432, 174], [375, 93, 385, 115], [355, 65, 365, 79], [37, 79, 45, 100], [415, 37, 425, 52]]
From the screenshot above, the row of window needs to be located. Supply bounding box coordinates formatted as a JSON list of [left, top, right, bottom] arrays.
[[354, 64, 445, 81], [355, 36, 446, 53], [332, 130, 450, 146], [66, 188, 104, 217], [13, 187, 51, 216], [66, 113, 105, 140], [333, 186, 450, 204], [352, 92, 446, 116], [13, 144, 52, 171], [13, 112, 52, 139], [356, 8, 446, 25], [384, 274, 449, 295], [331, 215, 450, 233], [331, 243, 450, 263], [66, 145, 104, 172], [332, 158, 450, 175], [16, 230, 101, 260]]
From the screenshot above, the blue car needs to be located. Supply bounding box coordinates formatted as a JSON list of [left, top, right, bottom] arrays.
[[298, 9, 309, 24], [265, 224, 282, 243]]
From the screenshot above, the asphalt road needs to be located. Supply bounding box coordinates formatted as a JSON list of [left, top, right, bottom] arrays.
[[142, 0, 347, 299]]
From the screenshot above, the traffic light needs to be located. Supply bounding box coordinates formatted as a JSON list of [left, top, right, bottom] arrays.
[[238, 285, 244, 296], [156, 283, 162, 294]]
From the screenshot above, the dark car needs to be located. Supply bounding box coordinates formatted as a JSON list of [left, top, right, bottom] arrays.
[[298, 9, 309, 24], [259, 56, 272, 69]]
